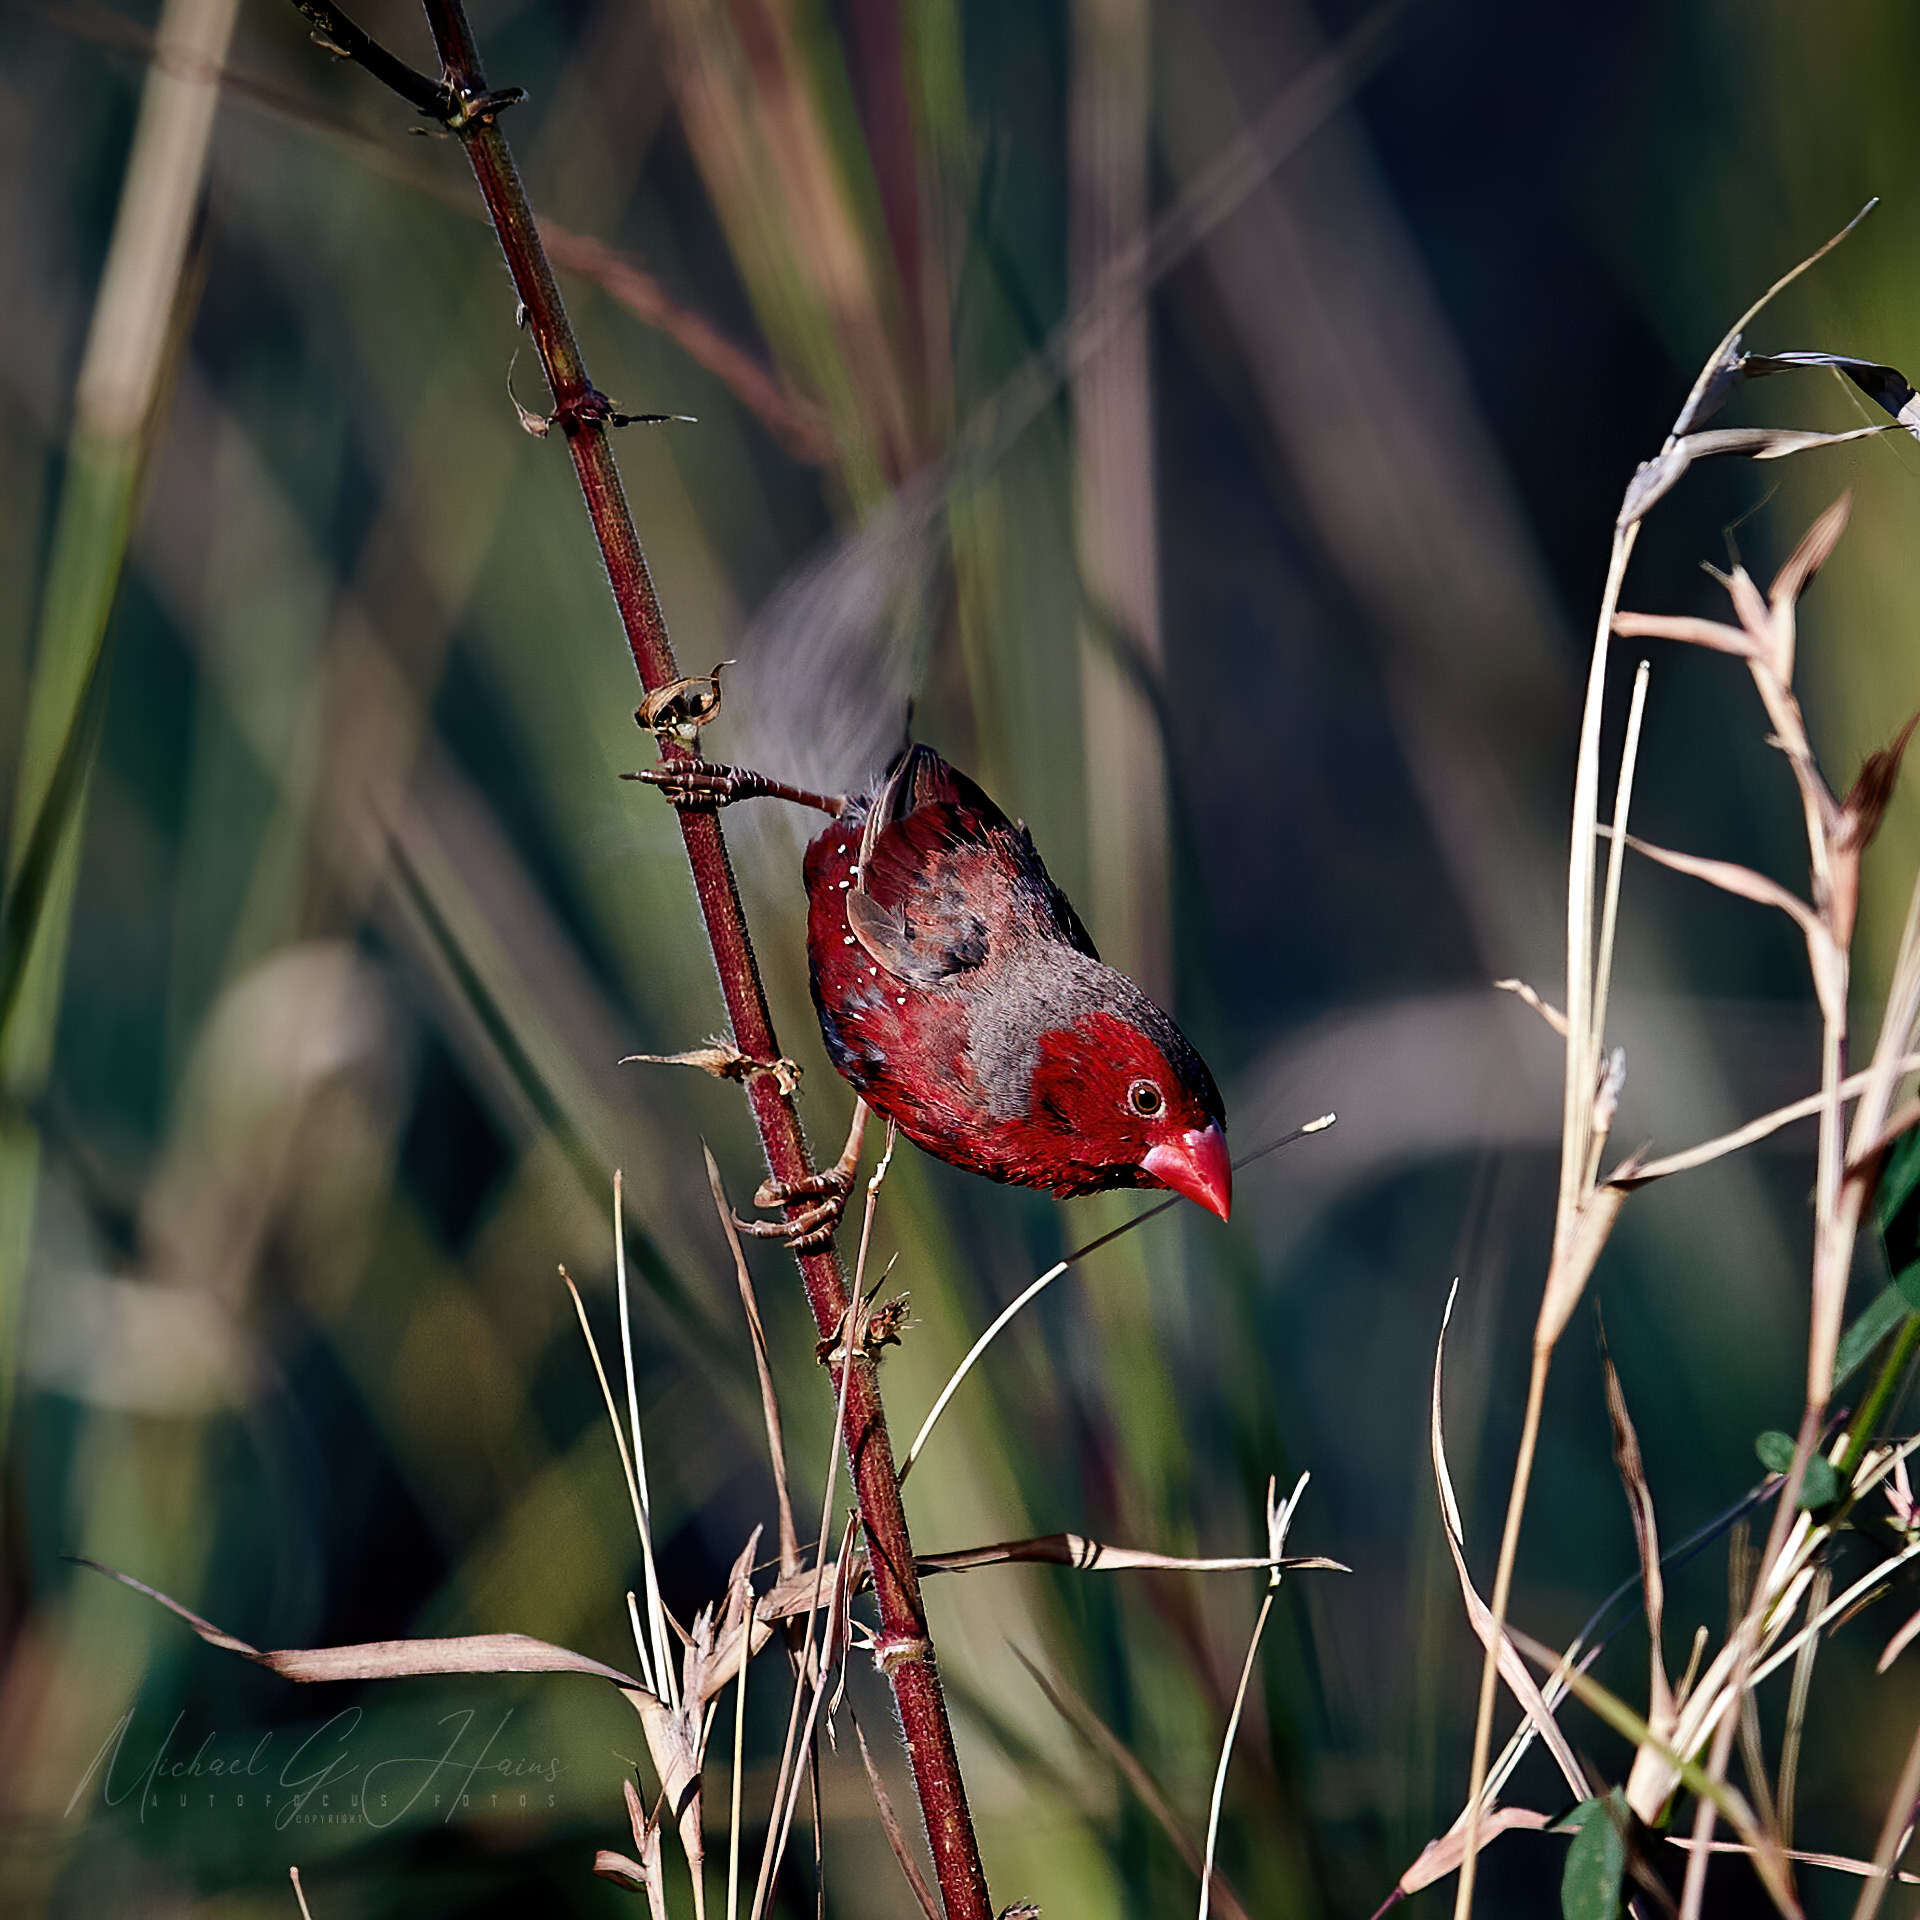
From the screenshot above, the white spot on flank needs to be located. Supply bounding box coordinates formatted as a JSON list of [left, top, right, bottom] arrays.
[[844, 935, 855, 945], [850, 865, 861, 877], [838, 880, 849, 890]]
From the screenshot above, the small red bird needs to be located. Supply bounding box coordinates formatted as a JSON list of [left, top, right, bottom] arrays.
[[634, 745, 1230, 1232]]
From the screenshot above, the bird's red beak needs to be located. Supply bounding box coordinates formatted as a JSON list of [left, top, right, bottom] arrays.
[[1141, 1124, 1232, 1221]]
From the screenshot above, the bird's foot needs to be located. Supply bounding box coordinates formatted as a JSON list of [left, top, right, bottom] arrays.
[[735, 1165, 854, 1251], [622, 760, 845, 816], [734, 1101, 870, 1252]]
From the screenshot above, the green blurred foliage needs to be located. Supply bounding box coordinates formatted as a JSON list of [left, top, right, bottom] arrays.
[[5, 0, 1920, 1915]]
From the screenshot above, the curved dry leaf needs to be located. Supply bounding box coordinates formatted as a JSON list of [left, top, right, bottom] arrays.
[[1505, 1623, 1803, 1918], [1771, 493, 1854, 613], [1393, 1809, 1554, 1900], [921, 1534, 1347, 1577], [1876, 1604, 1920, 1675], [1839, 711, 1920, 856], [1620, 424, 1890, 528], [1612, 1052, 1920, 1188], [1741, 354, 1920, 439], [1669, 1837, 1920, 1887], [595, 1849, 652, 1891], [1493, 976, 1569, 1035], [1622, 835, 1816, 934], [1600, 1340, 1672, 1737], [1611, 611, 1758, 659], [75, 1558, 653, 1691], [1428, 1286, 1587, 1798], [853, 1711, 942, 1920], [1539, 1180, 1631, 1350]]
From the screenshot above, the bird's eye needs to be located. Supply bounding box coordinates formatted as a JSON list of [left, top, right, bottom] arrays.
[[1127, 1079, 1164, 1118]]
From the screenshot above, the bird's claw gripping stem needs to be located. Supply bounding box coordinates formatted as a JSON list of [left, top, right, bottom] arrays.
[[736, 1164, 855, 1251], [623, 761, 845, 816], [733, 1101, 870, 1251]]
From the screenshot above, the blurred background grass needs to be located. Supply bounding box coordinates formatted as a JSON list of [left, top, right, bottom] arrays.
[[4, 0, 1920, 1913]]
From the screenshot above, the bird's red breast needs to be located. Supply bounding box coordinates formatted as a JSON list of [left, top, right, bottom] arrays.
[[803, 747, 1230, 1217]]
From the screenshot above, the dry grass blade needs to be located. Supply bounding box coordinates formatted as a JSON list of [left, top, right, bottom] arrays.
[[1494, 977, 1569, 1034], [1611, 612, 1758, 659], [1772, 493, 1855, 616], [561, 1264, 675, 1698], [753, 1139, 897, 1920], [1663, 202, 1876, 443], [1778, 1563, 1827, 1842], [1382, 1810, 1555, 1910], [1591, 661, 1653, 1096], [1669, 1839, 1920, 1887], [921, 1533, 1346, 1577], [289, 1866, 314, 1920], [1620, 835, 1817, 935], [1198, 1474, 1309, 1920], [1540, 1179, 1632, 1352], [1611, 1053, 1920, 1186], [1876, 1605, 1920, 1674], [1838, 712, 1920, 857], [1738, 354, 1920, 438], [705, 1145, 800, 1575], [1429, 1285, 1587, 1799], [853, 1711, 941, 1920], [612, 1176, 679, 1713], [1850, 1712, 1920, 1920], [1505, 1624, 1802, 1917], [1013, 1648, 1254, 1920], [1619, 426, 1889, 527], [73, 1557, 649, 1689], [1600, 1334, 1673, 1736]]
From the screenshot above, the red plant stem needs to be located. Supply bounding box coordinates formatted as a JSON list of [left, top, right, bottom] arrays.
[[413, 7, 991, 1915]]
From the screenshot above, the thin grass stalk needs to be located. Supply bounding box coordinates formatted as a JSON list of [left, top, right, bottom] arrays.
[[561, 1268, 663, 1697], [326, 6, 994, 1909], [1590, 660, 1652, 1095], [1850, 1711, 1920, 1920], [1454, 521, 1641, 1920], [1198, 1585, 1277, 1920], [0, 0, 238, 1454], [616, 1171, 678, 1709], [753, 1141, 894, 1920], [1555, 522, 1640, 1237], [1679, 667, 1863, 1920], [727, 1588, 754, 1920], [900, 1117, 1333, 1481], [1198, 1474, 1306, 1920]]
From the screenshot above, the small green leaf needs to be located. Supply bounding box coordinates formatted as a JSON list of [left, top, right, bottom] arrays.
[[1878, 1124, 1920, 1312], [1877, 1125, 1920, 1238], [1837, 1286, 1910, 1389], [1894, 1261, 1920, 1314], [1561, 1790, 1628, 1920], [1754, 1431, 1842, 1508], [1800, 1455, 1842, 1508]]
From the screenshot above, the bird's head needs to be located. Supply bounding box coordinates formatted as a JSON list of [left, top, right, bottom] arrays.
[[1025, 1007, 1231, 1219]]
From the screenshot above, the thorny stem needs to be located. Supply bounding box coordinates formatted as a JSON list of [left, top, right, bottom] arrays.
[[303, 6, 993, 1914]]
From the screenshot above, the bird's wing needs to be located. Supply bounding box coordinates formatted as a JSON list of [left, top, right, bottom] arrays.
[[846, 748, 1098, 983]]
